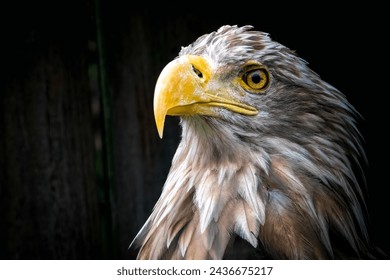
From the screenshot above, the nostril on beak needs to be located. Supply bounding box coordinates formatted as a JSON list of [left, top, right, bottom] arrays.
[[192, 64, 203, 79]]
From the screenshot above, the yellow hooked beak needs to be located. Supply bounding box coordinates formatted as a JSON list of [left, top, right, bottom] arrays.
[[153, 55, 258, 138]]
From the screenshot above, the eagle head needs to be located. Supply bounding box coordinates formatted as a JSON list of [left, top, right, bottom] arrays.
[[131, 25, 371, 259]]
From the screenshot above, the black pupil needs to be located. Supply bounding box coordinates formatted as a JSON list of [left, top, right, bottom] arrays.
[[250, 72, 261, 84]]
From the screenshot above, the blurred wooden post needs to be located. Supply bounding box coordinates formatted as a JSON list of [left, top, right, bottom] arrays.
[[0, 1, 102, 259]]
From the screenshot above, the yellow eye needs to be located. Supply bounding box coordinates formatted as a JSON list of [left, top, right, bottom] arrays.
[[242, 68, 269, 91]]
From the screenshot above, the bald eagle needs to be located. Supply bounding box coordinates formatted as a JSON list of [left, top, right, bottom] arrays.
[[130, 25, 374, 259]]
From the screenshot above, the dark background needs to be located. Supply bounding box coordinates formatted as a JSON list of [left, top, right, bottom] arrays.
[[0, 1, 387, 259]]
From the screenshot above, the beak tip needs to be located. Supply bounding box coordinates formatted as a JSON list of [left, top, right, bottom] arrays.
[[155, 114, 165, 139]]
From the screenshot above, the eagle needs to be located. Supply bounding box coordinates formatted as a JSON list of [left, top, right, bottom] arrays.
[[130, 25, 374, 259]]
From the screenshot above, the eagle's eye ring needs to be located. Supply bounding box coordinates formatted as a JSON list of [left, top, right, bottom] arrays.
[[239, 64, 270, 93], [242, 67, 269, 91]]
